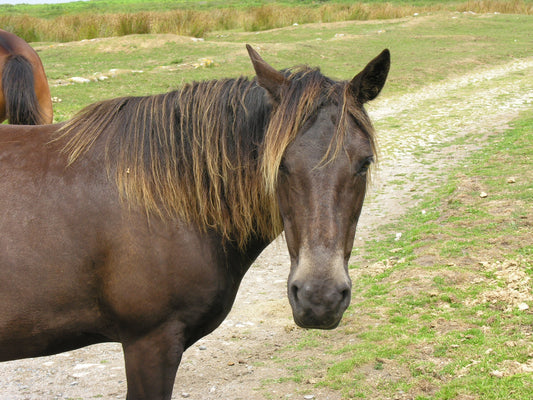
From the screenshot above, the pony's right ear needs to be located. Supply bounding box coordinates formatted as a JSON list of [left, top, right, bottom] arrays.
[[350, 49, 390, 104], [246, 44, 287, 104]]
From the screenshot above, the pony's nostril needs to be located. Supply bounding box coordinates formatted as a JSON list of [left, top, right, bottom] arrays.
[[289, 282, 300, 304], [341, 287, 351, 304]]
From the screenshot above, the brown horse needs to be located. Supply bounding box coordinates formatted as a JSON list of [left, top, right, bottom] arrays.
[[0, 28, 53, 124], [0, 45, 389, 399]]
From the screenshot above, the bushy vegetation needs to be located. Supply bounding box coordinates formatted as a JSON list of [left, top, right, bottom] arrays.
[[1, 0, 531, 42]]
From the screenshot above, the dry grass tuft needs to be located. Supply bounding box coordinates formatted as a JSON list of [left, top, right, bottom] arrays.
[[1, 1, 530, 43]]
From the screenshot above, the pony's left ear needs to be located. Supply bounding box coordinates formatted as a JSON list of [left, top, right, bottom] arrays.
[[350, 49, 390, 104], [246, 44, 287, 104]]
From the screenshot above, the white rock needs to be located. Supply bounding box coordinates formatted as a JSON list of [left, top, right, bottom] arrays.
[[69, 77, 91, 84], [72, 372, 90, 378], [73, 363, 100, 370]]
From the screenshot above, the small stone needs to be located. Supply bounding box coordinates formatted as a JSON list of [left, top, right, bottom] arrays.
[[479, 192, 488, 198], [303, 395, 315, 400], [490, 370, 504, 378], [69, 76, 91, 84], [181, 393, 190, 398], [507, 177, 516, 183], [199, 345, 207, 350], [518, 303, 529, 311], [228, 361, 235, 366]]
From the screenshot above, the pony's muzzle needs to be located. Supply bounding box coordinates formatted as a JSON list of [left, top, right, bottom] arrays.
[[288, 278, 351, 329]]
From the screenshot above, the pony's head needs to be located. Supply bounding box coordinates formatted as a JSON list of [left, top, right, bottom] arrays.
[[248, 45, 390, 329]]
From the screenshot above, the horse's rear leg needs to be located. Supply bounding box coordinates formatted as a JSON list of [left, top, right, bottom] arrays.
[[122, 322, 184, 400]]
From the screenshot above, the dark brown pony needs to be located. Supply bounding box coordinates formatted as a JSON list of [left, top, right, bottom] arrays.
[[0, 45, 389, 400], [0, 28, 53, 124]]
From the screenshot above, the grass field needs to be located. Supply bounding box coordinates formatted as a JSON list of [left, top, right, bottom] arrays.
[[0, 2, 532, 399]]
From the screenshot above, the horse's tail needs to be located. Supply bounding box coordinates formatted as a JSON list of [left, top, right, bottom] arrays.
[[2, 54, 44, 125]]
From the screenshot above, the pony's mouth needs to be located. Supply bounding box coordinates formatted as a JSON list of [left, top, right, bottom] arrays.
[[290, 307, 345, 330]]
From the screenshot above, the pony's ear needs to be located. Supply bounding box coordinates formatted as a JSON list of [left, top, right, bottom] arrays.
[[246, 44, 287, 104], [349, 49, 390, 104]]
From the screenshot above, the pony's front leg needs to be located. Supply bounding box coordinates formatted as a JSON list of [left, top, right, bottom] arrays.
[[122, 321, 185, 400]]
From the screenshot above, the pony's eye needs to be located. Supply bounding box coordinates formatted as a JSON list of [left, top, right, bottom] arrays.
[[356, 157, 373, 176], [279, 161, 289, 174]]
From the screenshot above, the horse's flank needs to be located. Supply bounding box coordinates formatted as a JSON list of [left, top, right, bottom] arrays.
[[56, 66, 377, 247]]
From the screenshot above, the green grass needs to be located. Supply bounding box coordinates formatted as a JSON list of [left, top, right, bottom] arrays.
[[3, 0, 532, 19]]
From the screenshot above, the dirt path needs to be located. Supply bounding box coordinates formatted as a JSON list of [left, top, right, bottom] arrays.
[[0, 56, 531, 400]]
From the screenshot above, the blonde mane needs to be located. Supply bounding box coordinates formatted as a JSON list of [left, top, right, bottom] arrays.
[[56, 68, 376, 247]]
